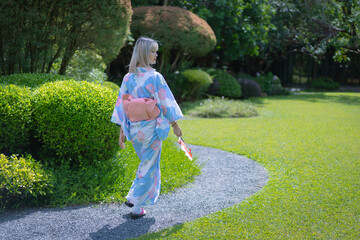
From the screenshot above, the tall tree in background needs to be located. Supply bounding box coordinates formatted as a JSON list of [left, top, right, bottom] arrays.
[[0, 0, 132, 75], [131, 6, 216, 72], [253, 0, 360, 72], [131, 0, 275, 68]]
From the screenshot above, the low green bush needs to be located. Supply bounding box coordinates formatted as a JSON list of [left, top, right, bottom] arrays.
[[309, 77, 340, 90], [0, 73, 70, 89], [205, 68, 242, 98], [183, 97, 258, 118], [101, 81, 120, 92], [0, 154, 52, 208], [181, 69, 213, 100], [32, 80, 119, 166], [0, 84, 32, 155], [254, 72, 290, 96]]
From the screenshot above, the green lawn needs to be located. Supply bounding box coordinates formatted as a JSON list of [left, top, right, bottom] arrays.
[[136, 92, 360, 239]]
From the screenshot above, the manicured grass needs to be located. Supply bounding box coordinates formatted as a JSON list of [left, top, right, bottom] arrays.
[[136, 92, 360, 239]]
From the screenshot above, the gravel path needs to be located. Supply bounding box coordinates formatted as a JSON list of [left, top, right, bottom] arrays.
[[0, 145, 268, 240]]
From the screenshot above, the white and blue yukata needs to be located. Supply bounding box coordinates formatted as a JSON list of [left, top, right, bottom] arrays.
[[111, 67, 183, 207]]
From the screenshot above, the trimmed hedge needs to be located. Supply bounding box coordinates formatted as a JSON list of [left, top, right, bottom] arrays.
[[0, 154, 52, 208], [0, 73, 70, 89], [206, 68, 242, 98], [32, 80, 119, 166], [101, 81, 120, 92], [181, 69, 212, 100], [0, 84, 32, 155]]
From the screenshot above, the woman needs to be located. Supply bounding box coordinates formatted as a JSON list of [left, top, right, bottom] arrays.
[[111, 37, 183, 219]]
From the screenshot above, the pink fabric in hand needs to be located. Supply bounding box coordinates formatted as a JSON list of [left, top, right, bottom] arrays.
[[122, 94, 160, 122]]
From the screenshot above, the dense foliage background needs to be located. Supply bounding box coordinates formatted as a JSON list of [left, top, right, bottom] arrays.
[[0, 0, 132, 75], [121, 0, 360, 86]]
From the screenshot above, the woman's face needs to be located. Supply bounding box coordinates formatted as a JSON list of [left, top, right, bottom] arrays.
[[149, 45, 158, 65]]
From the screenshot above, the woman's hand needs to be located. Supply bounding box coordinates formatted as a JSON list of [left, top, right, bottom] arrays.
[[119, 128, 125, 149], [171, 122, 182, 137]]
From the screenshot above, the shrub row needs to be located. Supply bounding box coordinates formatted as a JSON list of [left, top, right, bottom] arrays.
[[169, 68, 291, 100], [1, 74, 119, 166], [32, 80, 119, 165], [1, 73, 121, 208], [171, 68, 243, 101]]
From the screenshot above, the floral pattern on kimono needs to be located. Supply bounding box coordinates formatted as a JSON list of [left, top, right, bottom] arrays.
[[111, 67, 183, 207]]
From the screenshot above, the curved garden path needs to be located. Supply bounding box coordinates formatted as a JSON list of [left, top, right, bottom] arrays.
[[0, 145, 268, 240]]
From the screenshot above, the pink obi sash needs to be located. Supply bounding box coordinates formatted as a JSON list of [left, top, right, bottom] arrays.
[[122, 94, 160, 122]]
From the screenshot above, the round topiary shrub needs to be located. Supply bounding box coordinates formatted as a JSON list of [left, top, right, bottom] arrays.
[[32, 80, 119, 166], [206, 68, 242, 98], [181, 69, 212, 100], [0, 73, 71, 89], [0, 153, 52, 208], [101, 81, 120, 92], [0, 84, 32, 155]]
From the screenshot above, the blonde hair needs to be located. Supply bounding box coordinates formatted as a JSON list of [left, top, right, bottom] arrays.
[[129, 37, 158, 73]]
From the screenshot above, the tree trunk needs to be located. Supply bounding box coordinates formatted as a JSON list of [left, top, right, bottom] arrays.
[[170, 51, 181, 72], [0, 37, 5, 75], [46, 47, 62, 73], [59, 44, 76, 75]]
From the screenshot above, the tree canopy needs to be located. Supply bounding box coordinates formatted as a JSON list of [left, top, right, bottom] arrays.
[[0, 0, 132, 75], [131, 0, 359, 71], [131, 6, 216, 71]]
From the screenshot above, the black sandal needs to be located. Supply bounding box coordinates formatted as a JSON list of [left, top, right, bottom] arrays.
[[124, 201, 134, 208]]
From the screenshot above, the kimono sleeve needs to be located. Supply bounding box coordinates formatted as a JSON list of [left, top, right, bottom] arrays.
[[153, 73, 183, 122], [111, 75, 131, 141]]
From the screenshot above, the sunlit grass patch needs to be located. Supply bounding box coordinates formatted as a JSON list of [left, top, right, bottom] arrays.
[[137, 92, 360, 239]]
